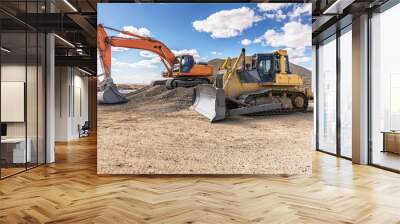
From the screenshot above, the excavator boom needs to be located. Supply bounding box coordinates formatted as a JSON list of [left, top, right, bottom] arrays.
[[97, 24, 213, 104], [98, 24, 176, 77]]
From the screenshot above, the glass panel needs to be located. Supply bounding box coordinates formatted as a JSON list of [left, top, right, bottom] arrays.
[[27, 31, 38, 169], [340, 28, 352, 158], [317, 36, 337, 154], [1, 30, 27, 177], [26, 0, 38, 169], [38, 32, 45, 165], [371, 4, 400, 171]]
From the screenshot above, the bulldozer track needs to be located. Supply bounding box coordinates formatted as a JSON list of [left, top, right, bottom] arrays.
[[240, 89, 309, 116]]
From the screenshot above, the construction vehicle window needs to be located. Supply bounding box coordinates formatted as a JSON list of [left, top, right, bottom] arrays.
[[284, 55, 290, 73], [258, 58, 272, 76], [181, 55, 194, 73], [173, 59, 180, 72], [274, 59, 280, 72]]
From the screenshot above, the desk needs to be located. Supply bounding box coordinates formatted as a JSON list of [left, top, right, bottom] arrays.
[[382, 131, 400, 154], [1, 138, 31, 163]]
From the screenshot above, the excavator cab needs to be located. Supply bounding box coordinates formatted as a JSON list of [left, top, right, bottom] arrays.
[[173, 55, 195, 73]]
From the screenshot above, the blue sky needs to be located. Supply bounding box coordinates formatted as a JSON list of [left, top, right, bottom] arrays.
[[98, 3, 312, 84]]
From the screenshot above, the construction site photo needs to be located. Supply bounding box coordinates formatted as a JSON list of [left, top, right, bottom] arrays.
[[97, 3, 314, 175]]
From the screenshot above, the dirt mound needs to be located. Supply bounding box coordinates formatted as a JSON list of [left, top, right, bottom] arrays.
[[125, 85, 194, 113]]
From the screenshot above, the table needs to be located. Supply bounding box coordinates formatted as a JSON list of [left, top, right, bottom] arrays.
[[1, 138, 31, 163], [381, 131, 400, 154]]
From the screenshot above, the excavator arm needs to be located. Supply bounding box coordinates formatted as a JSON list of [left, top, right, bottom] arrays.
[[97, 24, 176, 79], [97, 24, 213, 104]]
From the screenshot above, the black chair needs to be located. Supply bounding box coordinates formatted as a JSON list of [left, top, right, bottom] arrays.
[[79, 121, 90, 138]]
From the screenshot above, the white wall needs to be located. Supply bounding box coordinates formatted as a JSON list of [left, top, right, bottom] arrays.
[[55, 67, 89, 141]]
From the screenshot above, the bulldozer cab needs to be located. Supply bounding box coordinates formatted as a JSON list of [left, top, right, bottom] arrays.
[[238, 52, 291, 83], [173, 55, 195, 73], [254, 54, 275, 82], [252, 53, 290, 82]]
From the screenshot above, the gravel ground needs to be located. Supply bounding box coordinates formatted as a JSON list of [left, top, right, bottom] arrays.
[[97, 86, 313, 175]]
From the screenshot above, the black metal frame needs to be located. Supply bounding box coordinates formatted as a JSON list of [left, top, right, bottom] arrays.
[[315, 21, 353, 162], [367, 0, 400, 173], [315, 0, 400, 172], [336, 26, 341, 157], [0, 0, 47, 180]]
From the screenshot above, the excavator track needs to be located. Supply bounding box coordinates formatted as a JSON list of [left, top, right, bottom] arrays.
[[166, 78, 210, 90], [237, 89, 309, 116]]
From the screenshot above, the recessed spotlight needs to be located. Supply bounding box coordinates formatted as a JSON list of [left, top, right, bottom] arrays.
[[54, 34, 75, 48], [1, 47, 11, 53], [78, 68, 92, 76], [63, 0, 78, 12]]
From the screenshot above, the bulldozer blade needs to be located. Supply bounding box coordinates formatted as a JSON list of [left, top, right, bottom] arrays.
[[97, 80, 128, 104], [191, 85, 226, 122]]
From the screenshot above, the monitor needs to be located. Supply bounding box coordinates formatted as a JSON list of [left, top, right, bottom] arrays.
[[1, 123, 7, 137]]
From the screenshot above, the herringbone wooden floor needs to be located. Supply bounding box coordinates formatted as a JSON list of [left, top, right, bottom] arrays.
[[1, 135, 400, 224]]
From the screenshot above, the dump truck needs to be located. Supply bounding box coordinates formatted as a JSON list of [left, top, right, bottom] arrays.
[[192, 48, 312, 122], [97, 24, 213, 104]]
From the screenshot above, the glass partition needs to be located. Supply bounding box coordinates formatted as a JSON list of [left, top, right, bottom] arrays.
[[1, 30, 28, 177], [371, 3, 400, 171], [317, 36, 337, 154], [38, 32, 46, 165], [339, 27, 352, 158], [0, 1, 46, 179]]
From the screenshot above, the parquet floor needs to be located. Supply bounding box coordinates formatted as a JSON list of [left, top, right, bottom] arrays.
[[1, 135, 400, 223]]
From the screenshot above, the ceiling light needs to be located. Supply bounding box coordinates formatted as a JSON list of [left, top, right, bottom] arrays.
[[54, 34, 75, 48], [323, 0, 355, 15], [1, 47, 11, 53], [63, 0, 78, 12], [78, 67, 92, 76]]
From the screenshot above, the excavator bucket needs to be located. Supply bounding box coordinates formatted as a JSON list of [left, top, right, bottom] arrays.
[[97, 78, 128, 104], [192, 84, 226, 122]]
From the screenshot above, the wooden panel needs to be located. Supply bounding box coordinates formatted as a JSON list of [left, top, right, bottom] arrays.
[[1, 136, 400, 223], [385, 132, 400, 154]]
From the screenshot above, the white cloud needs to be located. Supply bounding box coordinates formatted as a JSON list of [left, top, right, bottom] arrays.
[[139, 51, 157, 58], [285, 47, 306, 58], [112, 47, 129, 52], [117, 25, 151, 38], [253, 21, 311, 67], [254, 21, 311, 49], [112, 57, 161, 69], [241, 39, 252, 46], [291, 56, 311, 64], [172, 48, 201, 61], [192, 7, 262, 38], [210, 51, 223, 56], [264, 9, 287, 22], [288, 4, 311, 20], [284, 47, 311, 64], [257, 3, 290, 12], [253, 38, 262, 44], [110, 57, 163, 84]]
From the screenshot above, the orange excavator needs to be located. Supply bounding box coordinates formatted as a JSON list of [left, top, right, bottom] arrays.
[[97, 24, 213, 104]]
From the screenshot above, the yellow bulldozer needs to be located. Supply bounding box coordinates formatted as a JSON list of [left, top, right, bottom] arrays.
[[192, 48, 313, 122]]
